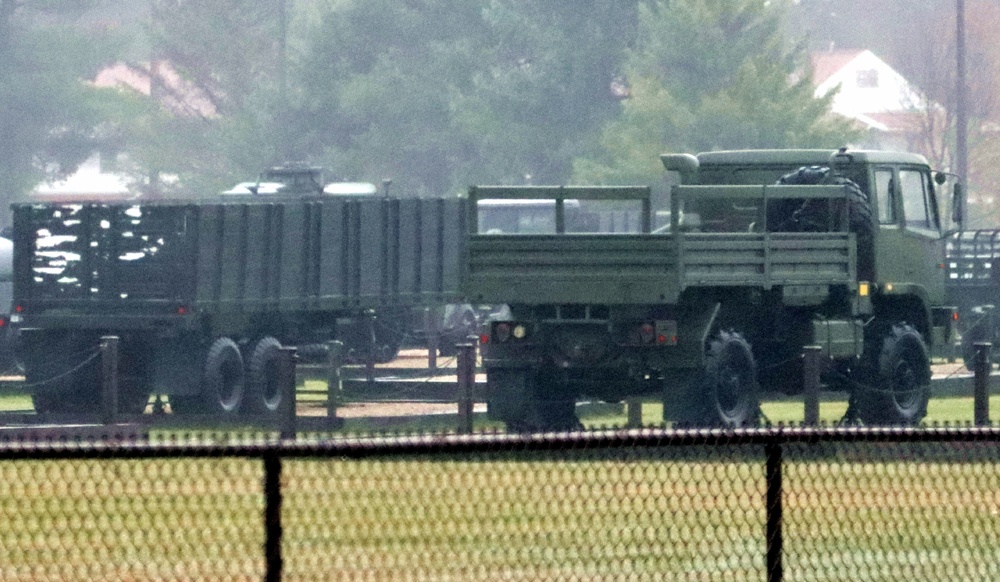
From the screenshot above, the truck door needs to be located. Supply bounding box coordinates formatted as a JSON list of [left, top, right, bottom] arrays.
[[873, 165, 946, 303]]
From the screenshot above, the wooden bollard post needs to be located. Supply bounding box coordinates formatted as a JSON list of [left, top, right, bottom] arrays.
[[456, 342, 476, 434], [325, 341, 344, 421], [974, 342, 992, 426], [278, 347, 298, 440], [626, 398, 643, 428], [100, 336, 120, 425], [425, 307, 439, 371], [802, 345, 822, 426], [365, 312, 376, 383]]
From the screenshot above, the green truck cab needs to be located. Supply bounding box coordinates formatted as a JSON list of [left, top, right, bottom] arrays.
[[467, 148, 960, 431]]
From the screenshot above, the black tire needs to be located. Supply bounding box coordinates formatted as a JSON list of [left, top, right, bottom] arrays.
[[854, 324, 931, 425], [486, 366, 580, 432], [772, 166, 875, 281], [198, 337, 245, 414], [246, 336, 284, 414], [679, 331, 760, 428]]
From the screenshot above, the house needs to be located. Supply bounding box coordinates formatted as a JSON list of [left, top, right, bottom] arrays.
[[32, 61, 205, 200], [811, 49, 935, 153]]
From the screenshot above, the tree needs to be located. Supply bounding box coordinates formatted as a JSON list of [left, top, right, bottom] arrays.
[[573, 0, 861, 185], [289, 0, 639, 195], [0, 0, 128, 219]]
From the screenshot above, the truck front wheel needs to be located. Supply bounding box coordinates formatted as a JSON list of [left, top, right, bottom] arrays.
[[680, 331, 760, 428], [853, 324, 931, 425]]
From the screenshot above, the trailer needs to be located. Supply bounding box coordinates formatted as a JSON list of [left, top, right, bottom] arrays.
[[12, 194, 465, 416]]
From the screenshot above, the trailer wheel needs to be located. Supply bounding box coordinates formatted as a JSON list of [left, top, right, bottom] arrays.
[[854, 324, 931, 425], [486, 366, 580, 432], [246, 337, 283, 414], [680, 331, 760, 428], [201, 337, 245, 414]]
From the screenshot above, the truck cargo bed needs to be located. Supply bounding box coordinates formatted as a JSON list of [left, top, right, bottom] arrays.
[[466, 231, 856, 304]]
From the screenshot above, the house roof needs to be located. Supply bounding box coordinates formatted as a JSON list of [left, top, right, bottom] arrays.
[[811, 49, 867, 86], [92, 61, 217, 119]]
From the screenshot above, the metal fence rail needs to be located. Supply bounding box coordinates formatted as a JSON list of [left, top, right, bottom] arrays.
[[1, 426, 1000, 580]]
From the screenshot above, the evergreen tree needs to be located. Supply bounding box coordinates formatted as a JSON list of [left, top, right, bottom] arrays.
[[0, 0, 127, 217], [574, 0, 860, 185]]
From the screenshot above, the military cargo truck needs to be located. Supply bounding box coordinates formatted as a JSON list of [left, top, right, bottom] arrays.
[[945, 229, 1000, 367], [467, 148, 961, 430], [12, 194, 465, 415]]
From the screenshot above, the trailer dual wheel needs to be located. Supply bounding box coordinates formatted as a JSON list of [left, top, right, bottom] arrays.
[[173, 337, 245, 414], [854, 324, 931, 425], [679, 331, 760, 428], [246, 336, 284, 414]]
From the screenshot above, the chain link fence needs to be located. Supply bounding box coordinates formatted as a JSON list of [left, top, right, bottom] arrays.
[[0, 427, 998, 581]]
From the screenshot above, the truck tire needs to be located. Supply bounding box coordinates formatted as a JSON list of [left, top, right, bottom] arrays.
[[854, 324, 931, 425], [246, 336, 283, 414], [486, 366, 580, 432], [772, 166, 875, 281], [173, 337, 245, 415], [679, 331, 760, 428]]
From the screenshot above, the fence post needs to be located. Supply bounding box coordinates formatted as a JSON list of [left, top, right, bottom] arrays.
[[278, 347, 298, 440], [765, 439, 784, 582], [802, 345, 822, 426], [100, 336, 120, 425], [326, 341, 344, 421], [456, 341, 475, 434], [974, 341, 992, 426], [425, 307, 439, 371], [626, 398, 643, 428], [263, 452, 283, 582], [365, 311, 376, 383]]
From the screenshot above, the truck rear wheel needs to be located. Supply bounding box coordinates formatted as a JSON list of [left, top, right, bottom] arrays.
[[679, 331, 760, 428], [246, 337, 283, 414], [486, 366, 580, 432], [853, 324, 931, 425]]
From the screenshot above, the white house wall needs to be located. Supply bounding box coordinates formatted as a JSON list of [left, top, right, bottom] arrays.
[[815, 50, 925, 117]]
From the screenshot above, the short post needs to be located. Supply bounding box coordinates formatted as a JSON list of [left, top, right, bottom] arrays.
[[325, 341, 344, 421], [100, 336, 120, 424], [365, 312, 376, 383], [425, 307, 439, 371], [974, 342, 991, 426], [802, 345, 823, 426], [277, 347, 298, 440], [626, 398, 643, 428], [456, 342, 476, 434]]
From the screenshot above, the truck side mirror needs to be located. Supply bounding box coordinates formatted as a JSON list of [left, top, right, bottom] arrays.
[[952, 182, 965, 231]]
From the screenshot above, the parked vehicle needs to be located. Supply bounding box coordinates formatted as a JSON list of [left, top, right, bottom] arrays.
[[11, 193, 465, 415], [467, 148, 962, 430]]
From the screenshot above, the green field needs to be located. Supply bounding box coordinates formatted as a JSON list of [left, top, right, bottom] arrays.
[[0, 442, 998, 580], [0, 378, 999, 578]]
